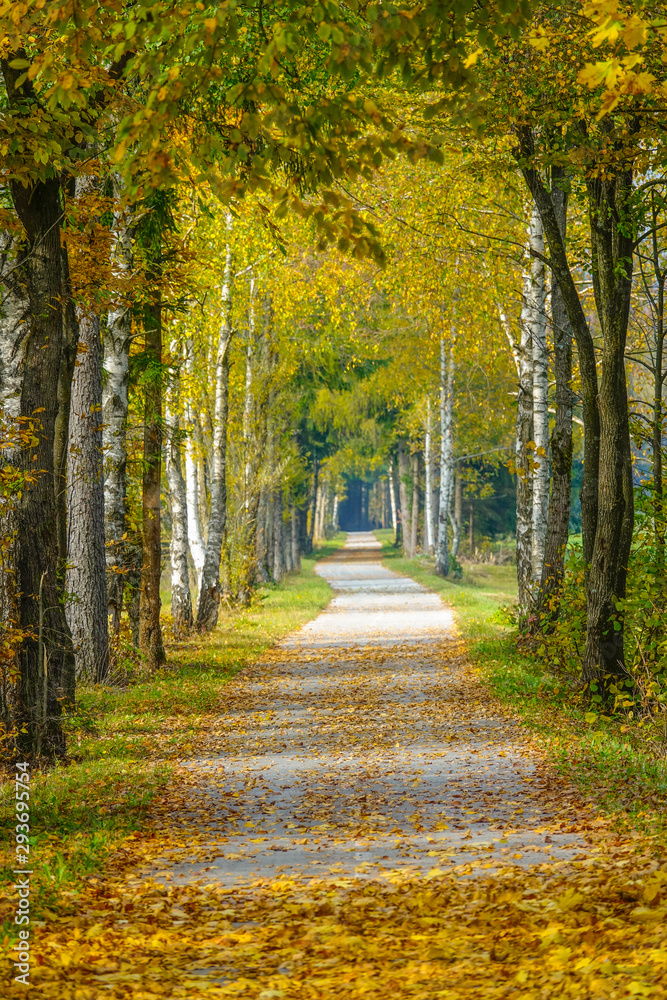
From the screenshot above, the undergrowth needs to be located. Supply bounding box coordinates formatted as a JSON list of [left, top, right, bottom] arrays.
[[0, 537, 342, 927], [374, 528, 667, 842]]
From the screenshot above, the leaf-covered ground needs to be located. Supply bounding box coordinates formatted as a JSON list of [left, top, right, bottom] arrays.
[[3, 533, 667, 998]]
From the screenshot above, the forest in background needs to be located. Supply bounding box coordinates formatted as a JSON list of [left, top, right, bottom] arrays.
[[2, 0, 667, 762]]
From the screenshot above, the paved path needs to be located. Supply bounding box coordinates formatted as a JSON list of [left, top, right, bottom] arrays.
[[144, 532, 585, 886]]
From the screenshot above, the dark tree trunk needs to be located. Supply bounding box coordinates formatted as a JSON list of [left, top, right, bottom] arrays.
[[138, 288, 166, 669], [538, 167, 574, 614], [1, 167, 75, 755], [582, 171, 635, 682], [66, 310, 109, 682]]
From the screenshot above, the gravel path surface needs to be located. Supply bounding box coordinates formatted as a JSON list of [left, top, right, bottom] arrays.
[[145, 532, 586, 886]]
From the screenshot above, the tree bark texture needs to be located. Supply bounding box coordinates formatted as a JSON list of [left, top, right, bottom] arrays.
[[435, 333, 455, 577], [525, 208, 550, 592], [66, 310, 109, 682], [517, 126, 634, 682], [197, 216, 233, 630], [388, 458, 399, 546], [538, 168, 573, 611], [165, 343, 193, 634], [424, 399, 435, 553], [410, 452, 420, 558], [138, 288, 166, 669], [103, 190, 133, 634], [397, 440, 411, 557], [0, 68, 75, 755]]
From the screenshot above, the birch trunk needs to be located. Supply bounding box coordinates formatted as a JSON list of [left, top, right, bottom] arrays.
[[103, 187, 132, 634], [197, 215, 233, 631], [165, 343, 193, 634], [388, 458, 399, 546], [424, 399, 434, 553], [66, 309, 109, 681], [435, 334, 455, 577], [527, 207, 550, 594], [273, 489, 284, 582], [450, 471, 462, 559], [184, 416, 206, 598], [138, 285, 166, 669], [397, 440, 411, 556], [538, 168, 573, 610], [410, 452, 420, 557]]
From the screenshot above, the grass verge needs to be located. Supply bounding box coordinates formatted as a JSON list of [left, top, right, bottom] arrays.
[[0, 536, 343, 927], [375, 528, 667, 841]]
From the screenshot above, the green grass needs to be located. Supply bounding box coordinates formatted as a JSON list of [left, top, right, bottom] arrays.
[[375, 528, 667, 840], [0, 535, 344, 925]]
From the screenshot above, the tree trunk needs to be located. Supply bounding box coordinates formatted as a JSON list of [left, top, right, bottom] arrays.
[[0, 107, 75, 754], [424, 399, 435, 553], [518, 127, 633, 683], [184, 407, 206, 598], [273, 489, 284, 582], [307, 459, 318, 552], [582, 172, 635, 682], [388, 457, 399, 546], [66, 309, 109, 682], [450, 470, 462, 559], [291, 508, 301, 571], [139, 285, 166, 670], [103, 186, 132, 635], [435, 333, 455, 577], [538, 168, 573, 612], [197, 215, 233, 630], [165, 343, 193, 634], [398, 440, 411, 556], [410, 451, 420, 558], [526, 208, 550, 594]]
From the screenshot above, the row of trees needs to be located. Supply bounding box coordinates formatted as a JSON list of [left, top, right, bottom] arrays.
[[3, 0, 667, 758]]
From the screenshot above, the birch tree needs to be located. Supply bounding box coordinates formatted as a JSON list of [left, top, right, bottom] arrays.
[[165, 340, 193, 633], [435, 332, 455, 578], [197, 213, 234, 631]]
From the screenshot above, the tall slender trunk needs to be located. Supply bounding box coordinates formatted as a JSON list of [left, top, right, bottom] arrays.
[[450, 470, 462, 559], [332, 494, 339, 532], [410, 452, 420, 557], [184, 390, 206, 597], [66, 309, 109, 681], [424, 399, 434, 553], [435, 333, 455, 577], [165, 341, 193, 634], [273, 488, 285, 582], [388, 458, 399, 546], [527, 208, 550, 592], [103, 190, 133, 635], [513, 258, 536, 612], [139, 285, 166, 669], [197, 215, 233, 630], [539, 168, 573, 611], [307, 459, 318, 552], [291, 508, 301, 571], [397, 440, 411, 556]]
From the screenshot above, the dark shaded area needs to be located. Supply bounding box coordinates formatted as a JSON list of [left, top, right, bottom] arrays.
[[338, 478, 371, 531]]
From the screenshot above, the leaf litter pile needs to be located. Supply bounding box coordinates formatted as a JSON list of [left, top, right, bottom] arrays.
[[4, 534, 667, 998]]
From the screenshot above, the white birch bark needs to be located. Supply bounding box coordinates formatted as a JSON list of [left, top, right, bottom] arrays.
[[527, 208, 550, 590], [102, 187, 133, 633], [184, 339, 206, 596], [165, 340, 193, 632], [197, 212, 234, 629], [388, 458, 398, 544], [0, 233, 28, 422], [424, 398, 434, 553], [242, 274, 255, 511], [332, 493, 339, 531], [435, 332, 455, 577]]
